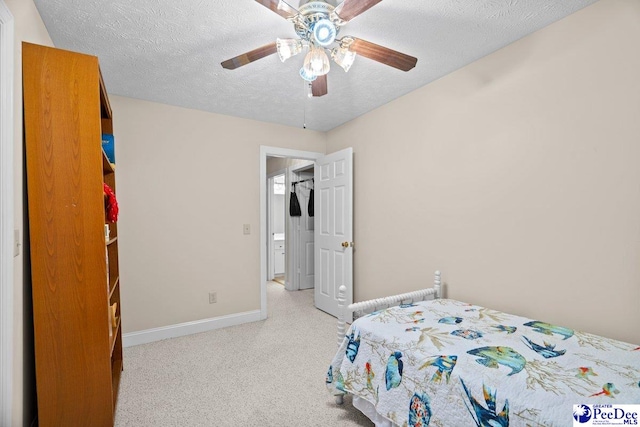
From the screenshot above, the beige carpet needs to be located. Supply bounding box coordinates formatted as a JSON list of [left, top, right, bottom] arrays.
[[115, 282, 372, 426]]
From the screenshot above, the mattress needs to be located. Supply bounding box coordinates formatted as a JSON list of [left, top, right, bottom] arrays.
[[327, 299, 640, 426]]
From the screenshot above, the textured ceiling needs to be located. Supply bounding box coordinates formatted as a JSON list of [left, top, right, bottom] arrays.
[[34, 0, 598, 131]]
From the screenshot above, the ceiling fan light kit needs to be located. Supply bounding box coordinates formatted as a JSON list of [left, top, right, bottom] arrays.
[[222, 0, 417, 97], [299, 66, 318, 82], [331, 39, 356, 72], [304, 45, 331, 76], [312, 18, 337, 46], [276, 38, 303, 62]]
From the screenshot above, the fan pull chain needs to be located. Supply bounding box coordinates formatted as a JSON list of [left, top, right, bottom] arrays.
[[303, 99, 306, 130], [303, 80, 310, 129]]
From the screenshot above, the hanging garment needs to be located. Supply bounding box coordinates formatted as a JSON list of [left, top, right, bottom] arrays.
[[308, 188, 314, 217], [289, 189, 302, 217]]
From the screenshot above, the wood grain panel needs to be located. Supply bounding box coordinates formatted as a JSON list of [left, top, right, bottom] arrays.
[[254, 0, 299, 19], [23, 42, 116, 427], [221, 42, 278, 70], [335, 0, 382, 22], [350, 38, 417, 71], [312, 74, 328, 97]]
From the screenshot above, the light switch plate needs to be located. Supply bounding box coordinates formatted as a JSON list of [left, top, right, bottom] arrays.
[[243, 224, 250, 235]]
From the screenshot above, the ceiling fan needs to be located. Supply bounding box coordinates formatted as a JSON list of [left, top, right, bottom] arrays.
[[221, 0, 418, 97]]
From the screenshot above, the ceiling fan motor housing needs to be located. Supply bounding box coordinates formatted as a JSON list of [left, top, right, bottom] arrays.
[[295, 1, 341, 44]]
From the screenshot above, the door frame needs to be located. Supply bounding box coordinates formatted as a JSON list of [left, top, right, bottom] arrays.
[[259, 146, 323, 319], [0, 1, 14, 424]]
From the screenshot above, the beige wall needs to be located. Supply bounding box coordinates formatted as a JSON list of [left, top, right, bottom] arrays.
[[110, 96, 326, 333], [5, 0, 53, 425], [7, 1, 640, 423], [327, 0, 640, 345]]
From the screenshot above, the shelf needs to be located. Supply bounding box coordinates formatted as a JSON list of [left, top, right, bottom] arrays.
[[102, 150, 115, 174], [25, 43, 122, 426], [110, 317, 121, 356], [109, 277, 119, 300]]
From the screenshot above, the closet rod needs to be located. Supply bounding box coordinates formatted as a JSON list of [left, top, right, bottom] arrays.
[[292, 178, 314, 186]]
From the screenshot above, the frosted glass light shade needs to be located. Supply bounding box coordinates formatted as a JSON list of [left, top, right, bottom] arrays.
[[312, 19, 337, 47], [303, 47, 330, 76], [299, 67, 317, 82], [331, 47, 356, 72], [276, 38, 303, 62]]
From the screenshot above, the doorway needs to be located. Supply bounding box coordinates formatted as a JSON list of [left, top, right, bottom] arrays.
[[265, 158, 315, 291], [260, 146, 353, 321], [259, 147, 324, 320]]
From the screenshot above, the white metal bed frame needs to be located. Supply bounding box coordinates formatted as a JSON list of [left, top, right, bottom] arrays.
[[334, 271, 442, 405]]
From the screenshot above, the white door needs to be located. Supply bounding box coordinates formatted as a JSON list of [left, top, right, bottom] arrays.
[[314, 148, 353, 317], [296, 173, 315, 290]]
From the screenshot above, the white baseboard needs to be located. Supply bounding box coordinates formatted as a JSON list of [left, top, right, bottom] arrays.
[[122, 310, 262, 347]]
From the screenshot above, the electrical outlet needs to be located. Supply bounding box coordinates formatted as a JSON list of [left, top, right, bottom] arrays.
[[209, 292, 217, 304]]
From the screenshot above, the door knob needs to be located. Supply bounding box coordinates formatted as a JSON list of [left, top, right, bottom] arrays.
[[341, 241, 353, 248]]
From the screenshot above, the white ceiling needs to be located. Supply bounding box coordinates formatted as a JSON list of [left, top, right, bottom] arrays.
[[34, 0, 598, 132]]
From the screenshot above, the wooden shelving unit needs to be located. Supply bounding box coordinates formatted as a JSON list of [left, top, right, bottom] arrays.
[[23, 42, 123, 427]]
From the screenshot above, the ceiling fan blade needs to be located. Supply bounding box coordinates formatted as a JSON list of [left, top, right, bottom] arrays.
[[334, 0, 382, 22], [255, 0, 299, 19], [348, 38, 417, 72], [221, 42, 278, 70], [312, 74, 328, 97]]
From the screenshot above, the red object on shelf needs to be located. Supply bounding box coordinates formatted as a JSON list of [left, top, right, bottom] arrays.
[[103, 183, 119, 222]]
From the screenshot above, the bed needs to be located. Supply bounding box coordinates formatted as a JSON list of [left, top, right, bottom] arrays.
[[327, 271, 640, 426]]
